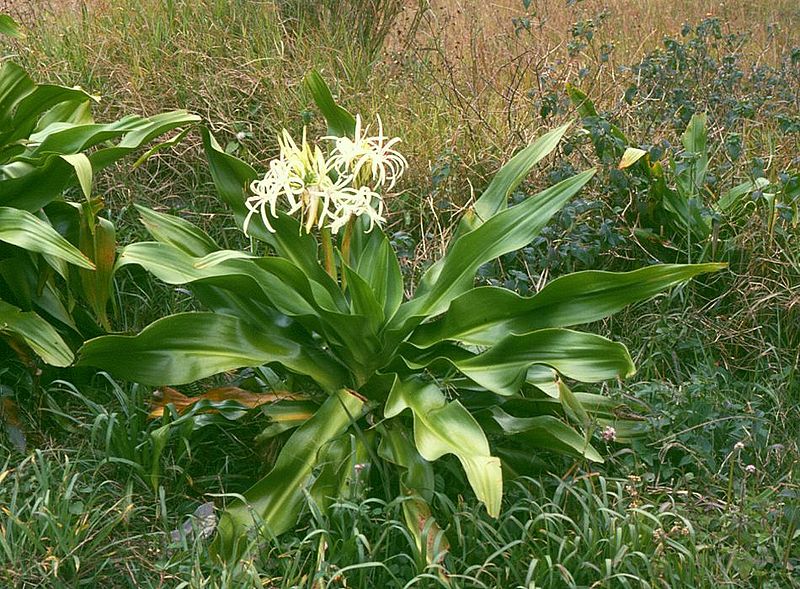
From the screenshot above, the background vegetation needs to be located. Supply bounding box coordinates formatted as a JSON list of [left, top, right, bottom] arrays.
[[1, 0, 798, 587]]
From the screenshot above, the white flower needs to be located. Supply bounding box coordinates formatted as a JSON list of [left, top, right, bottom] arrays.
[[601, 426, 617, 442], [326, 114, 408, 189], [745, 464, 756, 474], [323, 185, 385, 234], [244, 127, 387, 235]]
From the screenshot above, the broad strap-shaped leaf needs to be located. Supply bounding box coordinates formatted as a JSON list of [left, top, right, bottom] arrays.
[[118, 241, 381, 368], [79, 214, 116, 330], [679, 112, 709, 194], [59, 153, 92, 199], [404, 329, 635, 396], [490, 407, 603, 463], [23, 111, 199, 162], [421, 124, 572, 293], [0, 111, 198, 212], [2, 83, 95, 146], [134, 204, 219, 256], [343, 263, 385, 329], [716, 177, 771, 214], [88, 111, 201, 170], [526, 365, 559, 397], [473, 123, 571, 224], [389, 169, 596, 339], [566, 83, 629, 147], [309, 432, 373, 512], [352, 226, 404, 319], [0, 157, 80, 211], [410, 263, 725, 347], [0, 14, 23, 38], [148, 386, 301, 419], [127, 239, 383, 367], [305, 70, 357, 138], [117, 242, 319, 317], [77, 312, 347, 389], [0, 206, 94, 269], [0, 62, 36, 134], [213, 389, 363, 559], [385, 375, 502, 517], [378, 425, 448, 561], [255, 400, 318, 442], [35, 98, 94, 131], [557, 378, 589, 428], [0, 300, 73, 366]]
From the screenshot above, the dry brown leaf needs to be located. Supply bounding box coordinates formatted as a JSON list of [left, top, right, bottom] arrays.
[[148, 386, 301, 419]]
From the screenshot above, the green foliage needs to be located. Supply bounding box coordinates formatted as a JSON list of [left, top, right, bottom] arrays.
[[0, 61, 199, 367], [75, 74, 723, 558], [565, 87, 789, 263]]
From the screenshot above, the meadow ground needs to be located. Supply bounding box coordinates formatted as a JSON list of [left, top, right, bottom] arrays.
[[0, 0, 798, 587]]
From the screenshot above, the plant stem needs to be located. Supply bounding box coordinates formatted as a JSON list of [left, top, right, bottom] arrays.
[[341, 217, 355, 268], [339, 218, 356, 291], [320, 227, 336, 280]]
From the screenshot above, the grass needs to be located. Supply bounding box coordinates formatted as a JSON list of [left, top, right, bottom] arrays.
[[1, 0, 799, 587], [6, 424, 788, 588]]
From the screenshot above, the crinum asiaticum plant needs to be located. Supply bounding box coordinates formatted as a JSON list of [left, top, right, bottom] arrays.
[[78, 72, 723, 558], [0, 60, 199, 367]]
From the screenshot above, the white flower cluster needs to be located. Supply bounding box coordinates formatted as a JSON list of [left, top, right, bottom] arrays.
[[244, 115, 406, 235]]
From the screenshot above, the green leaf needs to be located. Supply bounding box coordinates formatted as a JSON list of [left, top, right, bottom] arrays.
[[425, 124, 571, 289], [557, 378, 589, 428], [0, 207, 94, 269], [304, 70, 356, 138], [79, 214, 116, 329], [59, 153, 92, 199], [0, 110, 198, 212], [255, 400, 317, 442], [0, 157, 78, 211], [490, 408, 603, 462], [565, 83, 599, 118], [0, 14, 23, 38], [407, 329, 635, 396], [716, 177, 770, 213], [0, 300, 73, 366], [134, 204, 219, 256], [385, 376, 502, 517], [378, 426, 446, 561], [472, 122, 571, 223], [343, 263, 385, 329], [77, 312, 346, 389], [213, 389, 363, 558], [25, 111, 198, 163], [410, 263, 725, 347], [378, 425, 434, 501], [2, 84, 95, 146], [353, 228, 404, 319], [392, 169, 596, 335], [0, 63, 34, 132]]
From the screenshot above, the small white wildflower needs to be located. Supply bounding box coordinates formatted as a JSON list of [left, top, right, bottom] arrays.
[[744, 464, 756, 474], [235, 131, 247, 141], [734, 441, 745, 451], [601, 426, 617, 442], [326, 114, 408, 189]]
